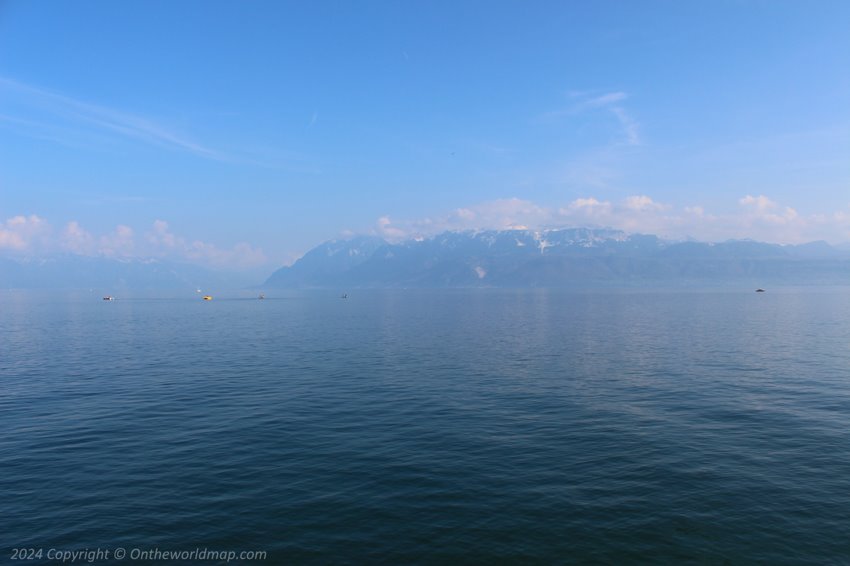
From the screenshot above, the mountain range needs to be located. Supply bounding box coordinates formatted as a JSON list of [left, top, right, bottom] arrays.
[[265, 228, 850, 288], [2, 229, 848, 290]]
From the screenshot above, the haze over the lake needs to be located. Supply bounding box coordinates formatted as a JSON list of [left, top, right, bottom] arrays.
[[1, 1, 849, 279]]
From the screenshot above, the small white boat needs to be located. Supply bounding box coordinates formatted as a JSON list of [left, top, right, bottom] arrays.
[[102, 296, 115, 301]]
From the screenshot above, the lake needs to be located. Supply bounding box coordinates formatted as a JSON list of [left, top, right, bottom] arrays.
[[2, 288, 850, 563]]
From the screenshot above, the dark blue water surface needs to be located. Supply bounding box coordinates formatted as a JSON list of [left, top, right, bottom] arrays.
[[3, 288, 850, 564]]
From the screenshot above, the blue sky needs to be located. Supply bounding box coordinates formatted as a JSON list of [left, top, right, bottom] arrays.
[[1, 1, 848, 271]]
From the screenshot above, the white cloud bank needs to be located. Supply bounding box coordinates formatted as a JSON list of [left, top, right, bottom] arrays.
[[1, 216, 266, 270], [0, 215, 51, 251], [146, 220, 266, 268], [374, 195, 850, 245]]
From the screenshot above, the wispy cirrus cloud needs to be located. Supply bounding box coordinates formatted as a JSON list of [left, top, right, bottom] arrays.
[[581, 91, 629, 110], [541, 89, 641, 146], [0, 77, 319, 170], [0, 77, 225, 160], [610, 107, 640, 146]]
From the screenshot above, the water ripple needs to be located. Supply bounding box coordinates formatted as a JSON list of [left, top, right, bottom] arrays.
[[2, 289, 850, 563]]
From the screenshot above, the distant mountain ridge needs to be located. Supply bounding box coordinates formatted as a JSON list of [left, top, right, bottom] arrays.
[[265, 228, 850, 288]]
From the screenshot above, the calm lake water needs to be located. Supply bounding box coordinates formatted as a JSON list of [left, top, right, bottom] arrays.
[[2, 288, 850, 564]]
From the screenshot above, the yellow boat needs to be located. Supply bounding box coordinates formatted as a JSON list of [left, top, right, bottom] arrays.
[[202, 295, 213, 301]]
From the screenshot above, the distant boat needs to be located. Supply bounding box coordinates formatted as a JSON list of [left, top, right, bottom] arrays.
[[102, 296, 115, 301], [258, 293, 265, 300], [203, 295, 213, 301], [340, 293, 348, 299], [755, 288, 765, 293], [196, 288, 202, 293]]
